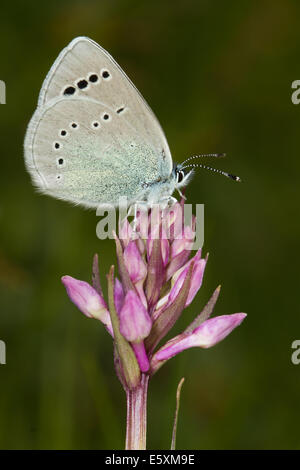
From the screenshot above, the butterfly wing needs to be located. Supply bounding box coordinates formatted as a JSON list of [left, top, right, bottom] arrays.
[[36, 36, 172, 174], [25, 96, 168, 207]]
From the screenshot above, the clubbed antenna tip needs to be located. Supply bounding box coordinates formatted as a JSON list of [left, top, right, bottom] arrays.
[[228, 174, 242, 182]]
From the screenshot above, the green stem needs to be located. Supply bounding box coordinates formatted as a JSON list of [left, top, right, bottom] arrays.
[[125, 374, 149, 450]]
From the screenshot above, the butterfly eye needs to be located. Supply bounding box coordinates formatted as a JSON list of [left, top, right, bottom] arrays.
[[176, 170, 185, 184]]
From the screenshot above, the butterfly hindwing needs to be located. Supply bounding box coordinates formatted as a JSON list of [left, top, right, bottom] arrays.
[[25, 96, 165, 207]]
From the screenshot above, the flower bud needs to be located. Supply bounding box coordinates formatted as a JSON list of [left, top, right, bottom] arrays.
[[119, 290, 152, 342], [124, 241, 147, 284], [61, 275, 112, 334], [154, 314, 247, 362]]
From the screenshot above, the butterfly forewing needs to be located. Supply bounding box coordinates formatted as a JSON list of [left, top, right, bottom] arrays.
[[36, 37, 172, 175]]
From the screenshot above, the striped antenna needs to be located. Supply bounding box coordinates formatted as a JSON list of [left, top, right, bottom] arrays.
[[182, 163, 241, 182], [181, 153, 226, 167]]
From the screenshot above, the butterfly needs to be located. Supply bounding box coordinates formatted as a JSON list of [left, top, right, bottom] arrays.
[[24, 37, 240, 211]]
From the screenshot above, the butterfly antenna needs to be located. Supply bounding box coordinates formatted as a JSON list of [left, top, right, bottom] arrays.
[[181, 153, 226, 166], [182, 163, 241, 182]]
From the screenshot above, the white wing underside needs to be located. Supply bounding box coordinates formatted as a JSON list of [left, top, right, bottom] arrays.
[[24, 37, 173, 208]]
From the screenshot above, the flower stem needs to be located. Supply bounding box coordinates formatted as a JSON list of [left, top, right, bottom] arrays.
[[125, 373, 149, 450], [132, 341, 150, 372]]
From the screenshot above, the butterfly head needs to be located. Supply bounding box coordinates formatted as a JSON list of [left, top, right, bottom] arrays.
[[174, 164, 194, 189]]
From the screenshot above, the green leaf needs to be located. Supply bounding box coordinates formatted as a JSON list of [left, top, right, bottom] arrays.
[[184, 285, 221, 334]]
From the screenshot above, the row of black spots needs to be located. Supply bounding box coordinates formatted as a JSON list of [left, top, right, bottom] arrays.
[[58, 122, 78, 135], [89, 70, 111, 82], [58, 116, 106, 135], [64, 79, 88, 96], [92, 117, 113, 127], [55, 123, 78, 145], [96, 107, 126, 122], [54, 148, 65, 168], [63, 69, 111, 96], [63, 79, 88, 96], [54, 121, 79, 151]]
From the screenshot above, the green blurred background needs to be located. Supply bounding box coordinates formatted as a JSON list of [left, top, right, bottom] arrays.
[[1, 0, 300, 449]]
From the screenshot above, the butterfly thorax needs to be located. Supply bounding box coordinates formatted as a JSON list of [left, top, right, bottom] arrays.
[[140, 173, 177, 206]]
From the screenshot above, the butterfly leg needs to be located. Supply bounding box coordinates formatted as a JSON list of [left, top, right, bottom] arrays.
[[159, 196, 178, 209], [155, 196, 178, 220], [168, 196, 178, 206], [176, 188, 187, 200]]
